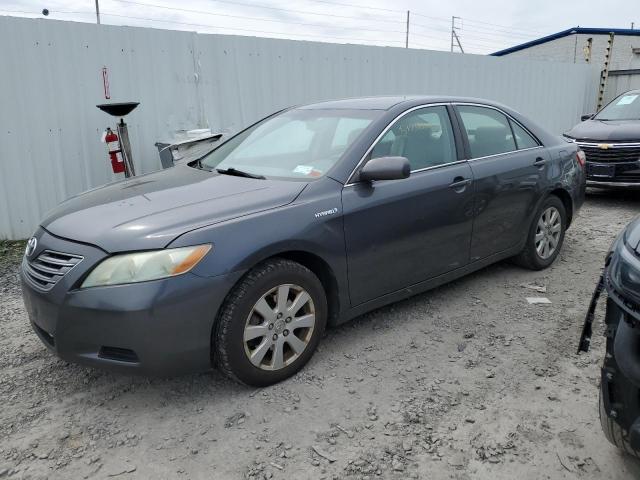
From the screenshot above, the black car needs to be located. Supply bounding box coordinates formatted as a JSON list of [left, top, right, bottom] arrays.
[[21, 96, 586, 386], [579, 217, 640, 458], [565, 90, 640, 187]]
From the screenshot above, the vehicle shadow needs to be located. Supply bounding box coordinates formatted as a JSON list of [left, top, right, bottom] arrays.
[[586, 187, 640, 208]]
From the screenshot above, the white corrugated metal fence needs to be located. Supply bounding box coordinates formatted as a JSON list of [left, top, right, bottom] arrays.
[[0, 16, 599, 239]]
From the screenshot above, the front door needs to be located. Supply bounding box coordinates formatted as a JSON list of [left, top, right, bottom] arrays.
[[342, 105, 474, 306]]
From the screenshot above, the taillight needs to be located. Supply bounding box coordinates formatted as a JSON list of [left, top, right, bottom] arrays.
[[576, 150, 586, 168]]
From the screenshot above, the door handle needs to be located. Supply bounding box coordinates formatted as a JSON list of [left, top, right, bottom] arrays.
[[449, 177, 472, 191], [533, 157, 547, 168]]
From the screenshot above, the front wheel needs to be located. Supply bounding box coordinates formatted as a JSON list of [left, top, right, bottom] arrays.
[[513, 195, 566, 270], [213, 258, 327, 386]]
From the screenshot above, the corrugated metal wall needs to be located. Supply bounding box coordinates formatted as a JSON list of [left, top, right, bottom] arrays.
[[604, 72, 640, 105], [0, 16, 599, 240]]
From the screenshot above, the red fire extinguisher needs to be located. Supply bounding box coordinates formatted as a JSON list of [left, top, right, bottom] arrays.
[[105, 127, 125, 174]]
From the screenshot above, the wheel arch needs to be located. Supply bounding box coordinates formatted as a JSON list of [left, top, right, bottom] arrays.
[[549, 187, 574, 227], [217, 247, 344, 332], [271, 251, 341, 324]]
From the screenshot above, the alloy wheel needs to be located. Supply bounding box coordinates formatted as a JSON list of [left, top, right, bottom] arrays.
[[243, 284, 316, 371], [535, 206, 562, 260]]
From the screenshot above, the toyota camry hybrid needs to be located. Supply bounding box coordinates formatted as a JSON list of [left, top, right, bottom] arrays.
[[21, 96, 586, 386]]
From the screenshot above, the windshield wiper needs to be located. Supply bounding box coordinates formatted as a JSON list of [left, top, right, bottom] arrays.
[[216, 167, 265, 179]]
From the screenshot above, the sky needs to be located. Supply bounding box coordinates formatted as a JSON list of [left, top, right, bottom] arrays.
[[1, 0, 638, 55]]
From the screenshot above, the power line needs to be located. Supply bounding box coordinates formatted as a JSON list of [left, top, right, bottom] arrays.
[[103, 0, 407, 34], [0, 4, 536, 54], [301, 0, 399, 13], [456, 17, 545, 35], [408, 19, 542, 43], [457, 24, 545, 39], [100, 11, 407, 44], [411, 10, 545, 36], [454, 30, 538, 44], [111, 0, 405, 24]]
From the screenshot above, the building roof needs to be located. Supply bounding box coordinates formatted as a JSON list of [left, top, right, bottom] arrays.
[[491, 27, 640, 56]]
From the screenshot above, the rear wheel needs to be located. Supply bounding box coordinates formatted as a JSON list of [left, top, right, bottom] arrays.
[[213, 258, 327, 386], [513, 195, 566, 270]]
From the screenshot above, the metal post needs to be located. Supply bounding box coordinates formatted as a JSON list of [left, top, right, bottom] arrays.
[[95, 0, 100, 24], [450, 16, 454, 52], [450, 17, 463, 53], [596, 32, 615, 111], [117, 119, 136, 177], [405, 11, 410, 49]]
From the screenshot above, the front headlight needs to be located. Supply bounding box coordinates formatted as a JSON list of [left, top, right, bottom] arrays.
[[81, 244, 212, 288]]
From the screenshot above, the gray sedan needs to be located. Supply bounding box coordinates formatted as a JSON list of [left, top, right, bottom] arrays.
[[21, 96, 585, 386]]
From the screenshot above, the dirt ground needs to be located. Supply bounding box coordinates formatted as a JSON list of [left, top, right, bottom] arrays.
[[2, 191, 640, 480]]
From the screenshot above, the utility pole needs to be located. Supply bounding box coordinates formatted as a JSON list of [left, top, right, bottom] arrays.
[[450, 16, 454, 52], [95, 0, 101, 24], [450, 16, 464, 53], [405, 11, 410, 48]]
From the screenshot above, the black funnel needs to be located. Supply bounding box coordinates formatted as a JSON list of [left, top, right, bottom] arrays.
[[97, 102, 139, 117]]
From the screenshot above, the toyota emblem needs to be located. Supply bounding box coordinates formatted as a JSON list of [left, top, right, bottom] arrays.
[[25, 237, 37, 257]]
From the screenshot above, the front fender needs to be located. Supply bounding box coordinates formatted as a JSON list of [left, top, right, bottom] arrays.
[[166, 179, 350, 315]]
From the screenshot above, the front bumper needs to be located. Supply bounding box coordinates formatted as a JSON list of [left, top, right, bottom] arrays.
[[21, 228, 244, 376]]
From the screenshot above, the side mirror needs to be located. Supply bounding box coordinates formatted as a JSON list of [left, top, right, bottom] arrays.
[[359, 156, 410, 182], [581, 113, 594, 121]]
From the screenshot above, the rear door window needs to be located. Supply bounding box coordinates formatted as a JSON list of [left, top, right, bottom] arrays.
[[457, 106, 516, 158]]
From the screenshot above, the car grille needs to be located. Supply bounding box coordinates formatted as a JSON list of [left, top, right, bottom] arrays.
[[579, 144, 640, 163], [24, 250, 83, 291]]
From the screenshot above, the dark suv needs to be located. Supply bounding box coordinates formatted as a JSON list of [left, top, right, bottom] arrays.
[[565, 90, 640, 187], [21, 96, 585, 386], [580, 216, 640, 458]]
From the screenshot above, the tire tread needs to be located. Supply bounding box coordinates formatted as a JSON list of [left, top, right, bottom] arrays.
[[213, 258, 323, 386]]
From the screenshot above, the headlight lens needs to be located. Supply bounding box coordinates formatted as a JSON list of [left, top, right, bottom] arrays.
[[81, 244, 211, 288]]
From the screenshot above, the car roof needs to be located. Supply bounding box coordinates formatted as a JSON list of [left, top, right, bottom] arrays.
[[297, 95, 511, 110]]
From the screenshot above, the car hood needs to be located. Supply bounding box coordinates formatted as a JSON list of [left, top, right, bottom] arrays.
[[565, 119, 640, 142], [42, 165, 308, 252]]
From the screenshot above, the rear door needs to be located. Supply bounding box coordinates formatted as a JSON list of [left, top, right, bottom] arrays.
[[342, 105, 474, 306], [454, 104, 549, 261]]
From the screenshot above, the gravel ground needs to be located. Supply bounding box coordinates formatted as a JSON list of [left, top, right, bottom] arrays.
[[2, 191, 640, 480]]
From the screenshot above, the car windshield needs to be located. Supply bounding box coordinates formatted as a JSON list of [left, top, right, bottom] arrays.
[[595, 92, 640, 120], [199, 109, 379, 179]]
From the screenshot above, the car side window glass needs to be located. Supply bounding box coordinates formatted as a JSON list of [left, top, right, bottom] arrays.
[[510, 120, 539, 150], [370, 106, 457, 171], [457, 106, 516, 158]]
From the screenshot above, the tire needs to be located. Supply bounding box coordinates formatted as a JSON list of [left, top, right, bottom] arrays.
[[599, 389, 640, 458], [213, 258, 327, 387], [513, 195, 566, 270]]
